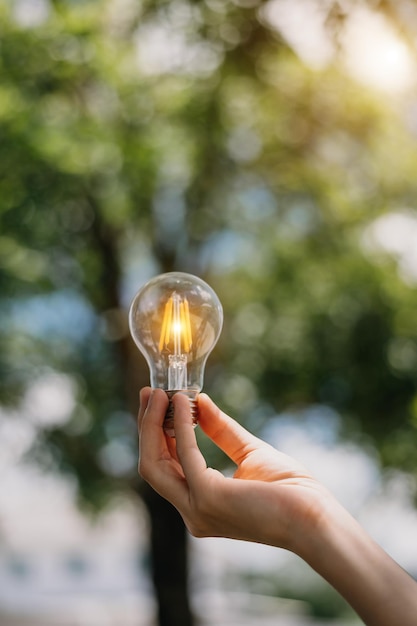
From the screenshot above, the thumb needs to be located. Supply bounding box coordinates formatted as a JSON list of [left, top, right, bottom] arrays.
[[197, 394, 265, 465]]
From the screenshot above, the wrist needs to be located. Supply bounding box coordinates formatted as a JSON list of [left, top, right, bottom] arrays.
[[296, 496, 417, 626]]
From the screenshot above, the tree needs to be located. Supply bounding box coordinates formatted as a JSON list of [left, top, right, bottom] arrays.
[[1, 0, 417, 623]]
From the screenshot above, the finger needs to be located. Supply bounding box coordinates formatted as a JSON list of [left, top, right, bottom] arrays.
[[138, 391, 192, 509], [166, 434, 179, 461], [138, 386, 152, 432], [139, 388, 169, 463], [198, 394, 268, 465], [173, 393, 207, 481]]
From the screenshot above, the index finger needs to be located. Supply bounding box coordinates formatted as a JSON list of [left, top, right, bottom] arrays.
[[173, 393, 207, 482]]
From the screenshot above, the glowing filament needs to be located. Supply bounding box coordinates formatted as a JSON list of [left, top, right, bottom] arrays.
[[158, 293, 192, 354]]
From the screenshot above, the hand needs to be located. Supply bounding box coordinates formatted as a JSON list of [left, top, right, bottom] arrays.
[[138, 387, 417, 626], [138, 387, 334, 554]]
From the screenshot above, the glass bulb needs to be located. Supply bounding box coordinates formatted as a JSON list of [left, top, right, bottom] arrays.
[[129, 272, 223, 436]]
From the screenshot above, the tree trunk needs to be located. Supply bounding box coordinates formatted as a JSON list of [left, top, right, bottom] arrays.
[[87, 203, 194, 626], [142, 483, 194, 626]]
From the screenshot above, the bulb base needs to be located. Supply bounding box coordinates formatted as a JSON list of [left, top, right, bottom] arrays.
[[164, 389, 199, 437]]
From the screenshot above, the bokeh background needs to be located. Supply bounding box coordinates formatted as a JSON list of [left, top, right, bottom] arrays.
[[1, 0, 417, 624]]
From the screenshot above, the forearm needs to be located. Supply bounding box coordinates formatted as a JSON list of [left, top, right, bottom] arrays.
[[298, 502, 417, 626]]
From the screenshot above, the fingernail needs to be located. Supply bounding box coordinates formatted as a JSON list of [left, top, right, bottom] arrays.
[[141, 389, 154, 413], [147, 389, 155, 406]]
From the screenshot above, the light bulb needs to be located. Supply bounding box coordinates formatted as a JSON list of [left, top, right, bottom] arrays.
[[129, 272, 223, 436]]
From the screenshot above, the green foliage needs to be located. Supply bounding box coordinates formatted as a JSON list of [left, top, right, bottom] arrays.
[[238, 569, 357, 621], [3, 2, 417, 623], [284, 583, 356, 621], [2, 0, 417, 520]]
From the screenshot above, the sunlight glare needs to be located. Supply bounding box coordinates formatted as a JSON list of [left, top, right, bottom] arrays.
[[362, 210, 417, 284], [260, 0, 334, 69], [342, 7, 416, 94]]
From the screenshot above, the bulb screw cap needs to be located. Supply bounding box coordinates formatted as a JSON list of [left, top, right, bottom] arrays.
[[164, 389, 199, 437]]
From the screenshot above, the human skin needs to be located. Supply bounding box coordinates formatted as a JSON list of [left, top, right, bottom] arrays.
[[138, 387, 417, 626]]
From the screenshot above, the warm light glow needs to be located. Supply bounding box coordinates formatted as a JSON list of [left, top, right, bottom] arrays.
[[261, 1, 416, 95], [181, 299, 192, 351], [172, 321, 182, 335], [158, 297, 173, 352], [342, 7, 416, 94], [158, 294, 192, 354]]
